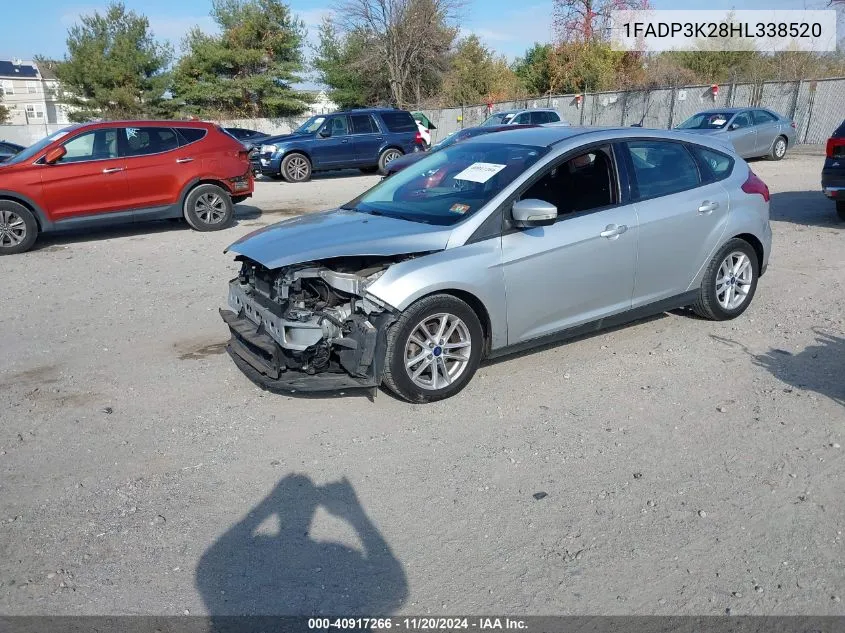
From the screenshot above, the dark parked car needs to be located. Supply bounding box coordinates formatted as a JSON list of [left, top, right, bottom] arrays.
[[822, 119, 845, 221], [255, 108, 426, 182], [0, 140, 25, 162], [385, 124, 537, 176], [225, 127, 270, 148]]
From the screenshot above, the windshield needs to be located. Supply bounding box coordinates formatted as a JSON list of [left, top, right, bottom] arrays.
[[481, 113, 511, 127], [677, 112, 733, 130], [295, 116, 326, 134], [342, 141, 548, 226], [3, 126, 78, 165]]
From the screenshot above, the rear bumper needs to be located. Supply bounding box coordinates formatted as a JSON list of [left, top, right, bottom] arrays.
[[220, 308, 392, 393]]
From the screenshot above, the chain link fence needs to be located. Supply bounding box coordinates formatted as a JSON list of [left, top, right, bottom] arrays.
[[417, 77, 845, 146], [2, 78, 842, 147]]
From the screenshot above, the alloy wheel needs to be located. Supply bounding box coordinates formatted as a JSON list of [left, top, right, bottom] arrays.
[[195, 193, 227, 224], [404, 312, 472, 391], [0, 209, 26, 247], [716, 251, 754, 311], [774, 139, 786, 158], [286, 156, 309, 181]]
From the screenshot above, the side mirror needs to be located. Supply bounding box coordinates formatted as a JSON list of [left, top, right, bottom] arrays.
[[512, 199, 557, 228], [319, 127, 331, 138], [44, 145, 66, 164], [729, 123, 740, 131]]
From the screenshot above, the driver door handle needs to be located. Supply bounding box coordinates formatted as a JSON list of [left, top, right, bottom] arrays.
[[176, 157, 194, 163], [102, 167, 124, 174], [698, 201, 719, 214], [600, 224, 627, 239]]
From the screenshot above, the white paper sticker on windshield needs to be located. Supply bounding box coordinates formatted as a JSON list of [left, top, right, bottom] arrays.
[[454, 162, 507, 183], [712, 118, 727, 126]]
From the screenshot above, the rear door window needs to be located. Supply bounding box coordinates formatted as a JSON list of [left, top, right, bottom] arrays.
[[752, 110, 778, 125], [688, 144, 734, 183], [378, 111, 418, 133], [350, 114, 379, 135], [123, 127, 180, 156], [625, 140, 701, 200]]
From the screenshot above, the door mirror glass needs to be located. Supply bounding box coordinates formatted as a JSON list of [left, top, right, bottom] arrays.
[[729, 122, 740, 131], [319, 125, 331, 138], [44, 145, 66, 164], [512, 199, 557, 227]]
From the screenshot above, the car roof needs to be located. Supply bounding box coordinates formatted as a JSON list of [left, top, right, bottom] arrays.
[[70, 120, 217, 131], [462, 125, 741, 150]]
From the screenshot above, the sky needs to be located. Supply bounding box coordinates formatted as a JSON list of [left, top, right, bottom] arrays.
[[0, 0, 838, 64]]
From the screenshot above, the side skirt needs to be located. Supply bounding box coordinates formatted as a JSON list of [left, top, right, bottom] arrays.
[[487, 290, 699, 360], [48, 204, 181, 230]]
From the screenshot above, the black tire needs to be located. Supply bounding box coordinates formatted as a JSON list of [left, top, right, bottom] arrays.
[[692, 238, 759, 321], [382, 294, 484, 403], [378, 148, 403, 175], [183, 184, 234, 232], [359, 166, 379, 174], [836, 200, 845, 222], [0, 200, 38, 255], [282, 153, 312, 182], [769, 135, 787, 161]]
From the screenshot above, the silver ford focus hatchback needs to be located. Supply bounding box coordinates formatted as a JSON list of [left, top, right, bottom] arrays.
[[220, 126, 772, 402]]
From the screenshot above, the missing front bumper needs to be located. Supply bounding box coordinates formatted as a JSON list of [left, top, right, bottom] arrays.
[[220, 308, 393, 393]]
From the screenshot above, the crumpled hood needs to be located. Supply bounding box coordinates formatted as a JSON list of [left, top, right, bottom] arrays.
[[225, 208, 452, 269]]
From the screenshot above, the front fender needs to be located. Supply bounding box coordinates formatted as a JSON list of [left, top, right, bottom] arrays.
[[366, 239, 508, 350]]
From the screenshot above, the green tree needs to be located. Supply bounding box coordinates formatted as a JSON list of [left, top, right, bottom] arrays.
[[312, 17, 390, 108], [549, 42, 625, 93], [514, 43, 554, 95], [173, 0, 309, 118], [44, 2, 173, 122], [442, 35, 524, 105], [0, 95, 9, 124]]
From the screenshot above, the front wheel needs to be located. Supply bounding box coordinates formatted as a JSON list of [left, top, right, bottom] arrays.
[[382, 294, 484, 403], [282, 153, 312, 182], [769, 136, 787, 161], [0, 201, 38, 255], [378, 148, 403, 175], [183, 184, 234, 231], [692, 238, 759, 320]]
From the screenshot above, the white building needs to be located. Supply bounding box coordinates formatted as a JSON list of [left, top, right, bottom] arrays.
[[0, 59, 72, 127]]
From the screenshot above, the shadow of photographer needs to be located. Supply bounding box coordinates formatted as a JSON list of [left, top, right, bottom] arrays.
[[196, 474, 408, 619]]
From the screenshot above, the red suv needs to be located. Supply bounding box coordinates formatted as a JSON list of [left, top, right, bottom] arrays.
[[0, 120, 253, 254]]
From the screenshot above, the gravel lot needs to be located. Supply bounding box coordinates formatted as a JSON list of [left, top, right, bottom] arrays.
[[1, 150, 843, 616]]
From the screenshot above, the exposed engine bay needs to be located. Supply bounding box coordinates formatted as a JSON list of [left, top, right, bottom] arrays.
[[220, 255, 412, 390]]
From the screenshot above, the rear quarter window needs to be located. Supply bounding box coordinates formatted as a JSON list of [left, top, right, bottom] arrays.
[[688, 144, 734, 183], [176, 128, 208, 145], [378, 111, 418, 133]]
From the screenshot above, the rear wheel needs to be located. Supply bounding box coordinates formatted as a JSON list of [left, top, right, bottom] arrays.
[[378, 148, 403, 175], [692, 238, 759, 321], [282, 153, 312, 182], [837, 200, 845, 222], [183, 184, 234, 231], [769, 136, 787, 161], [0, 201, 38, 255], [382, 294, 484, 403]]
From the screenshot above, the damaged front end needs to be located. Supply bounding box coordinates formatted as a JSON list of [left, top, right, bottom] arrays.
[[220, 256, 405, 392]]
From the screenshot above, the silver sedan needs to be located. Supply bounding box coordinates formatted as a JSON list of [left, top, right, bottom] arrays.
[[221, 126, 772, 402], [675, 107, 797, 160]]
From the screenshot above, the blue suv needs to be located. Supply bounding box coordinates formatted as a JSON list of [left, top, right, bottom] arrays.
[[256, 108, 425, 182]]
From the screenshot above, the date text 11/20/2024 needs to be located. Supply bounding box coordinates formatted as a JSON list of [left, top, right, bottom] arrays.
[[307, 617, 528, 630]]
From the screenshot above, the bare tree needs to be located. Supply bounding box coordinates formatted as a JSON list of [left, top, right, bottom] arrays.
[[334, 0, 462, 107], [554, 0, 649, 43]]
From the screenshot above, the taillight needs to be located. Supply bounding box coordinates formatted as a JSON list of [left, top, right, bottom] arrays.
[[415, 131, 423, 144], [826, 137, 845, 158], [790, 121, 796, 129], [741, 170, 770, 202]]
